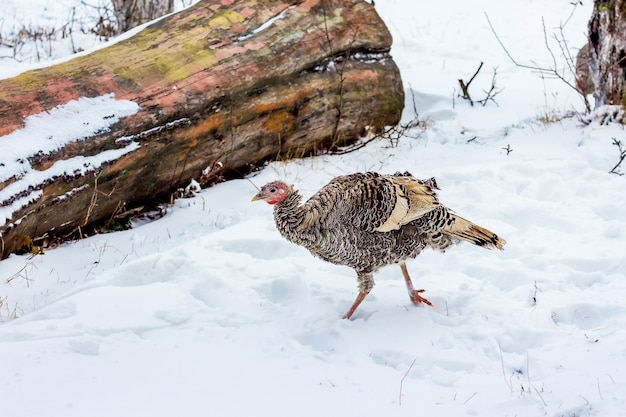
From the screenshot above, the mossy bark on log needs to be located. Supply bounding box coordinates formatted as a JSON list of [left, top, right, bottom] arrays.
[[0, 0, 404, 260]]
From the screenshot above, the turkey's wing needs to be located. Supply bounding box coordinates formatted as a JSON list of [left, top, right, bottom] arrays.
[[374, 176, 441, 232]]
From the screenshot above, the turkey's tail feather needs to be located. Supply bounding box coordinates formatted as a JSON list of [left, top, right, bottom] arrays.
[[443, 215, 506, 250]]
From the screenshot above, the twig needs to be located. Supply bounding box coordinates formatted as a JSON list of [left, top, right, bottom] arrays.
[[85, 241, 109, 277], [526, 351, 531, 394], [409, 84, 419, 119], [0, 296, 20, 322], [486, 14, 562, 75], [398, 358, 416, 406], [579, 394, 590, 406], [609, 137, 626, 175], [5, 254, 37, 285], [532, 280, 540, 306], [463, 392, 478, 405], [498, 341, 513, 392], [458, 62, 483, 106], [466, 62, 483, 87], [532, 385, 548, 406], [82, 171, 117, 230], [554, 27, 576, 80], [476, 66, 503, 106]]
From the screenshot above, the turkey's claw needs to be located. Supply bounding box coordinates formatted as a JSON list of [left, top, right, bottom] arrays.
[[400, 262, 434, 307], [409, 289, 433, 307]]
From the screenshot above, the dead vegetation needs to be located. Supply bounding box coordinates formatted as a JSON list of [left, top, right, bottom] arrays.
[[456, 61, 503, 107]]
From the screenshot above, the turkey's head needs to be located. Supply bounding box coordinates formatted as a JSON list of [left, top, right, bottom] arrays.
[[252, 181, 291, 205]]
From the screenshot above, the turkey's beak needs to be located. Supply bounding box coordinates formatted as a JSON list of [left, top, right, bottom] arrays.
[[251, 191, 264, 202]]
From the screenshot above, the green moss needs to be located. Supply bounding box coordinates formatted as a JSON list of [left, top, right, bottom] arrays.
[[3, 7, 234, 93], [7, 72, 47, 91], [99, 218, 131, 233], [208, 10, 244, 29]]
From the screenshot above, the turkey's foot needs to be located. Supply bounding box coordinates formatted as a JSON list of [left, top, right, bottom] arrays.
[[400, 262, 434, 307], [409, 289, 433, 307]]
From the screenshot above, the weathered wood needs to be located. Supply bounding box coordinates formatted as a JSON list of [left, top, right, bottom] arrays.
[[0, 0, 404, 259], [587, 0, 626, 106]]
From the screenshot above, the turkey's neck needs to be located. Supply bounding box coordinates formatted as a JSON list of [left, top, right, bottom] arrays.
[[273, 191, 310, 244]]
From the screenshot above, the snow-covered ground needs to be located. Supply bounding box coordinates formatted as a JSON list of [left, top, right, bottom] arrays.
[[2, 1, 626, 416]]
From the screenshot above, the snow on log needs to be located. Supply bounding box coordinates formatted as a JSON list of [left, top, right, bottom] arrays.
[[0, 0, 404, 259]]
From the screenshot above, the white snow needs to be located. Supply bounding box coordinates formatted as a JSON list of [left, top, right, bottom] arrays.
[[2, 1, 626, 417], [236, 4, 297, 42]]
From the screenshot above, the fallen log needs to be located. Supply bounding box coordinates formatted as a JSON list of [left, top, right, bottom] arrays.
[[0, 0, 404, 260]]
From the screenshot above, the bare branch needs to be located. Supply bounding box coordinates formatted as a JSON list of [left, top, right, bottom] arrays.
[[477, 66, 503, 107], [466, 61, 484, 87], [458, 61, 483, 106], [484, 11, 591, 112]]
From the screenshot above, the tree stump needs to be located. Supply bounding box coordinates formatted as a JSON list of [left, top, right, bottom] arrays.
[[587, 0, 626, 106], [0, 0, 404, 260]]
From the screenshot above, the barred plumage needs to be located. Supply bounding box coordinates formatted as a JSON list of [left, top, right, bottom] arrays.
[[252, 171, 506, 319]]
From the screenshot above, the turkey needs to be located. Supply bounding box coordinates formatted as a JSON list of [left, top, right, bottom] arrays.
[[252, 171, 506, 319]]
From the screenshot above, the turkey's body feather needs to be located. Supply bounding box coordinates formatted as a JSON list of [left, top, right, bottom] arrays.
[[272, 172, 499, 274]]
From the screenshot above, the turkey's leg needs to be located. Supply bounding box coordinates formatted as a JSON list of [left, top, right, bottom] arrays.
[[342, 291, 368, 320], [400, 262, 433, 307], [342, 272, 374, 319]]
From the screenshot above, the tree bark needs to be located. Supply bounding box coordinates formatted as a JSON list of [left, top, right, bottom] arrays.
[[0, 0, 404, 259], [587, 0, 626, 106]]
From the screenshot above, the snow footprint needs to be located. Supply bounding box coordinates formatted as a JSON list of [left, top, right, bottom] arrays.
[[262, 276, 310, 306], [551, 303, 624, 330], [67, 337, 100, 356], [219, 238, 297, 260]]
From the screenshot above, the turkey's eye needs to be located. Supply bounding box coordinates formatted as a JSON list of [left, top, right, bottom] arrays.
[[269, 187, 277, 193]]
